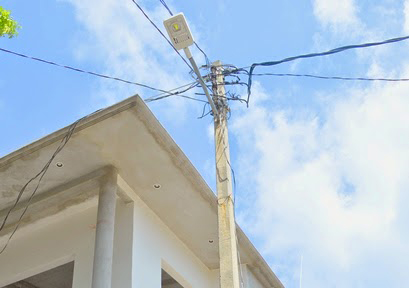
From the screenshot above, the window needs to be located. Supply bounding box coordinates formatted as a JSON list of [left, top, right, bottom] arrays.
[[162, 269, 183, 288], [3, 262, 74, 288]]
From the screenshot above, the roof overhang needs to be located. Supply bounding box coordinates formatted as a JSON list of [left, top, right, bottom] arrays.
[[0, 96, 283, 288]]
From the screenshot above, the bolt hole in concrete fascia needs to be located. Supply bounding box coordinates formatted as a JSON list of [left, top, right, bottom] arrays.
[[56, 162, 64, 168], [153, 184, 161, 189]]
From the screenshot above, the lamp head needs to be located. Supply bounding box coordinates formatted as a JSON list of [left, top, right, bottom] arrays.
[[163, 13, 194, 50]]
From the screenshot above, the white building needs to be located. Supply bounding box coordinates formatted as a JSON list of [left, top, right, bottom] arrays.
[[0, 96, 283, 288]]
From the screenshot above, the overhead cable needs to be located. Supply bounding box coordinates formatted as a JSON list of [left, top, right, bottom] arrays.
[[146, 94, 207, 103], [159, 0, 173, 16], [243, 35, 409, 105], [0, 110, 99, 254], [131, 0, 193, 71], [144, 81, 197, 100], [251, 72, 409, 82], [146, 91, 208, 103], [194, 42, 211, 69], [0, 47, 200, 99], [143, 81, 205, 103]]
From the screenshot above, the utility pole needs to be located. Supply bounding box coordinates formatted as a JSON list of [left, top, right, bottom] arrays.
[[163, 15, 240, 288], [212, 60, 240, 288]]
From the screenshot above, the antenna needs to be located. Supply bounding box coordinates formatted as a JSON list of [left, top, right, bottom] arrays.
[[299, 254, 303, 288]]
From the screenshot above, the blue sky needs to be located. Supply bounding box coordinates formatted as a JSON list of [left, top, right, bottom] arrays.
[[2, 0, 409, 287]]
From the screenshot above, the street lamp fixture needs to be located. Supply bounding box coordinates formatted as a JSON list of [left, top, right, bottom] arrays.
[[163, 13, 218, 117]]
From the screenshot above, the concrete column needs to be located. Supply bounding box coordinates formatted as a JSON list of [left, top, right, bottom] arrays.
[[92, 168, 117, 288]]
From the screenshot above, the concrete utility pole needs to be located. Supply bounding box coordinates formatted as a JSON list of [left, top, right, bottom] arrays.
[[211, 60, 240, 288], [163, 14, 240, 287]]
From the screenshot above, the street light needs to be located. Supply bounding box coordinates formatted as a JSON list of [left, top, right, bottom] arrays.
[[163, 13, 194, 50], [164, 13, 218, 117]]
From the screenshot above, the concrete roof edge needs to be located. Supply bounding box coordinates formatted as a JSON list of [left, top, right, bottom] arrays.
[[1, 94, 284, 287], [0, 95, 140, 168], [130, 97, 218, 209], [237, 228, 284, 288]]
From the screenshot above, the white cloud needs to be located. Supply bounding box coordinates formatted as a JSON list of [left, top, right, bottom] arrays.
[[312, 0, 359, 29], [232, 69, 409, 287], [62, 0, 205, 123]]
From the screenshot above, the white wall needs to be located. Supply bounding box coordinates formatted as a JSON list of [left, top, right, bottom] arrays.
[[130, 193, 219, 288], [0, 204, 97, 288], [112, 200, 134, 288], [0, 193, 220, 288]]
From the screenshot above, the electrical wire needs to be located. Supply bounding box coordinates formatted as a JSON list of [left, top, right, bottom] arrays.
[[159, 0, 173, 16], [240, 35, 409, 105], [146, 93, 208, 103], [0, 47, 190, 96], [0, 47, 207, 104], [144, 81, 207, 103], [131, 0, 193, 71], [195, 42, 211, 71], [0, 46, 206, 106], [144, 81, 197, 101], [195, 91, 248, 106], [246, 72, 409, 82], [198, 103, 212, 119], [0, 110, 100, 254]]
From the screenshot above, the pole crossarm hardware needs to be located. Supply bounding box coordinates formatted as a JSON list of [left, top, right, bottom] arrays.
[[184, 47, 219, 118], [211, 61, 229, 119]]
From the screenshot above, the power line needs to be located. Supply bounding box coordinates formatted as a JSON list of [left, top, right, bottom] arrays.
[[1, 48, 173, 93], [157, 0, 211, 68], [1, 47, 207, 106], [144, 81, 197, 101], [194, 42, 211, 69], [0, 47, 201, 100], [241, 35, 409, 105], [250, 72, 409, 82], [0, 111, 96, 254], [144, 81, 206, 103], [130, 0, 193, 71], [147, 94, 208, 103], [159, 0, 173, 16], [146, 92, 208, 104], [146, 91, 208, 103]]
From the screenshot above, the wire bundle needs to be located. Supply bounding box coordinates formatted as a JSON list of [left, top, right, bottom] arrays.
[[0, 115, 88, 254], [242, 35, 409, 105]]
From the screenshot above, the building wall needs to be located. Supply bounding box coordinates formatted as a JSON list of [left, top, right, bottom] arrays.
[[0, 203, 97, 288], [129, 193, 219, 288], [118, 193, 267, 288], [0, 193, 219, 288], [0, 193, 268, 288]]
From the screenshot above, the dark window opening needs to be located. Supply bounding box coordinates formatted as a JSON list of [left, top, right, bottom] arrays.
[[3, 261, 74, 288], [162, 269, 183, 288]]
